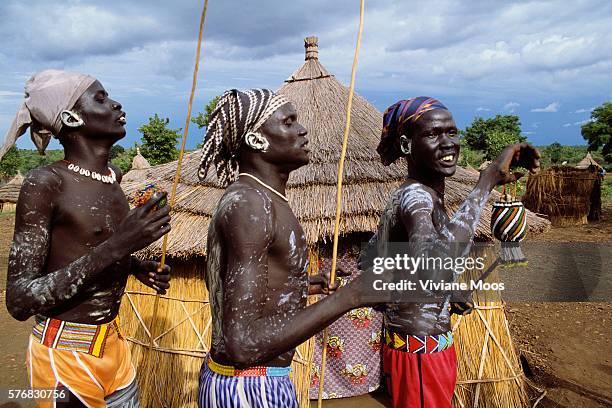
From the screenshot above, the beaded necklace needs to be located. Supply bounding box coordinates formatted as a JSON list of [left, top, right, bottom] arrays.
[[62, 160, 116, 184]]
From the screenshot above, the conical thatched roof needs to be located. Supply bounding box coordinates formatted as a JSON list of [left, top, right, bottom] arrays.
[[0, 172, 24, 203], [123, 147, 152, 182], [124, 36, 549, 259], [575, 152, 602, 170]]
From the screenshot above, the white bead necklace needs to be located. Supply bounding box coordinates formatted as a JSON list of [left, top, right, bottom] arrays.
[[238, 173, 288, 202], [64, 161, 116, 184]]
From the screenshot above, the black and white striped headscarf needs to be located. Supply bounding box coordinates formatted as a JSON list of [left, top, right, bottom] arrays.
[[198, 89, 290, 186]]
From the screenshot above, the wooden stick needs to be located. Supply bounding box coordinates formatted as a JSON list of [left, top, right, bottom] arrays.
[[146, 0, 210, 370], [317, 1, 365, 406]]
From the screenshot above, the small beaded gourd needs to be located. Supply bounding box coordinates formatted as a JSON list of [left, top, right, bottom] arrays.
[[491, 190, 528, 266]]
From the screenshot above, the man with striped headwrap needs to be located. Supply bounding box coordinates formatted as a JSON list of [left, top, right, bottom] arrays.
[[361, 96, 540, 407], [198, 89, 388, 407]]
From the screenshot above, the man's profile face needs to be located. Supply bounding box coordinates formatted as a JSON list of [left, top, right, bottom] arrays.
[[259, 102, 309, 170], [73, 80, 126, 141], [409, 109, 460, 178]]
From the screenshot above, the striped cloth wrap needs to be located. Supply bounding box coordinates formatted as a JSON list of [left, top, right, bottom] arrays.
[[31, 315, 121, 358]]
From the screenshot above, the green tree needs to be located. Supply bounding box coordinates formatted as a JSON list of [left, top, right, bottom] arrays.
[[138, 114, 180, 166], [457, 138, 484, 168], [548, 142, 563, 164], [111, 145, 137, 173], [463, 115, 524, 151], [18, 149, 64, 175], [484, 130, 525, 160], [110, 144, 125, 160], [191, 95, 221, 129], [581, 101, 612, 163], [0, 146, 22, 180]]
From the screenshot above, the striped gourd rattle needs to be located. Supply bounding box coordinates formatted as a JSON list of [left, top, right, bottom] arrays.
[[491, 190, 528, 266]]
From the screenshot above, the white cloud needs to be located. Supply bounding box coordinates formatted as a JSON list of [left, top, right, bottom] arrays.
[[563, 120, 590, 127], [476, 107, 491, 112], [504, 102, 520, 112], [573, 107, 594, 113], [0, 90, 22, 100], [574, 120, 590, 126], [532, 102, 561, 112], [521, 35, 603, 71]]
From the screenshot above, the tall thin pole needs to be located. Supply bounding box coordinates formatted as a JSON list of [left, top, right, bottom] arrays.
[[317, 0, 365, 406]]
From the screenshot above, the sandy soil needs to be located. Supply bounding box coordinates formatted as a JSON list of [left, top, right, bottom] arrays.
[[0, 211, 610, 408]]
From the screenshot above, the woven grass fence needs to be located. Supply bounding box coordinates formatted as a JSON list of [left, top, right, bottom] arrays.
[[523, 167, 600, 226]]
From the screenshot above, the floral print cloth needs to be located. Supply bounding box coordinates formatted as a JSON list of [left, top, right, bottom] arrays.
[[309, 256, 383, 400]]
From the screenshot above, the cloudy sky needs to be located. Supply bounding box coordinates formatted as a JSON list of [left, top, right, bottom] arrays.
[[1, 0, 610, 150]]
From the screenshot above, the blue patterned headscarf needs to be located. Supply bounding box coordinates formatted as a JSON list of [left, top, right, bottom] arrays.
[[377, 96, 448, 166]]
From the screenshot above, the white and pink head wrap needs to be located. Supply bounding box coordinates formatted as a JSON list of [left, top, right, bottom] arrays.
[[0, 69, 96, 160]]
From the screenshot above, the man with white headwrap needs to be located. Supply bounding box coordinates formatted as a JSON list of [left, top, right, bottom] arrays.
[[4, 70, 173, 407], [197, 89, 388, 407]]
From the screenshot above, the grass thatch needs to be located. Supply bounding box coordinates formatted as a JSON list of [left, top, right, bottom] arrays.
[[123, 148, 152, 183], [523, 166, 601, 225], [0, 173, 23, 203], [575, 152, 603, 170], [119, 260, 209, 408], [0, 173, 24, 213]]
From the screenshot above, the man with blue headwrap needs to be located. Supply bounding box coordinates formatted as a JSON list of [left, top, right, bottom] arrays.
[[361, 96, 540, 407]]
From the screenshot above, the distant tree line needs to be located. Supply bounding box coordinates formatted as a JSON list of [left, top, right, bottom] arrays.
[[459, 101, 610, 172]]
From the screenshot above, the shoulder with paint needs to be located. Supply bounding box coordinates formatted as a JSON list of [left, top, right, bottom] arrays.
[[21, 163, 63, 196], [217, 181, 275, 231], [397, 181, 435, 216]]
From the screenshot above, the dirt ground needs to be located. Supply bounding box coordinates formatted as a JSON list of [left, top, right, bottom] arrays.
[[505, 210, 612, 408], [0, 211, 610, 408]]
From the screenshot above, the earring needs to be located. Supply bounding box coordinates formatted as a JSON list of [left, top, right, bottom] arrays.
[[399, 135, 411, 156], [245, 132, 269, 152], [60, 110, 84, 128]]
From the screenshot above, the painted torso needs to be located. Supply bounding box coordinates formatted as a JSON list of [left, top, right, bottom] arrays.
[[371, 181, 453, 336], [28, 163, 129, 323], [206, 182, 309, 367]]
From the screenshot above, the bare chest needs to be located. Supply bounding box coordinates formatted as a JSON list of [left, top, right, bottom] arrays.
[[267, 204, 309, 305], [53, 182, 129, 246]]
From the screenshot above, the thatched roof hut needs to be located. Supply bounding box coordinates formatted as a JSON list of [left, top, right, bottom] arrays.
[[0, 172, 24, 212], [122, 147, 151, 182], [523, 165, 602, 224], [124, 36, 549, 258], [575, 152, 603, 170]]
